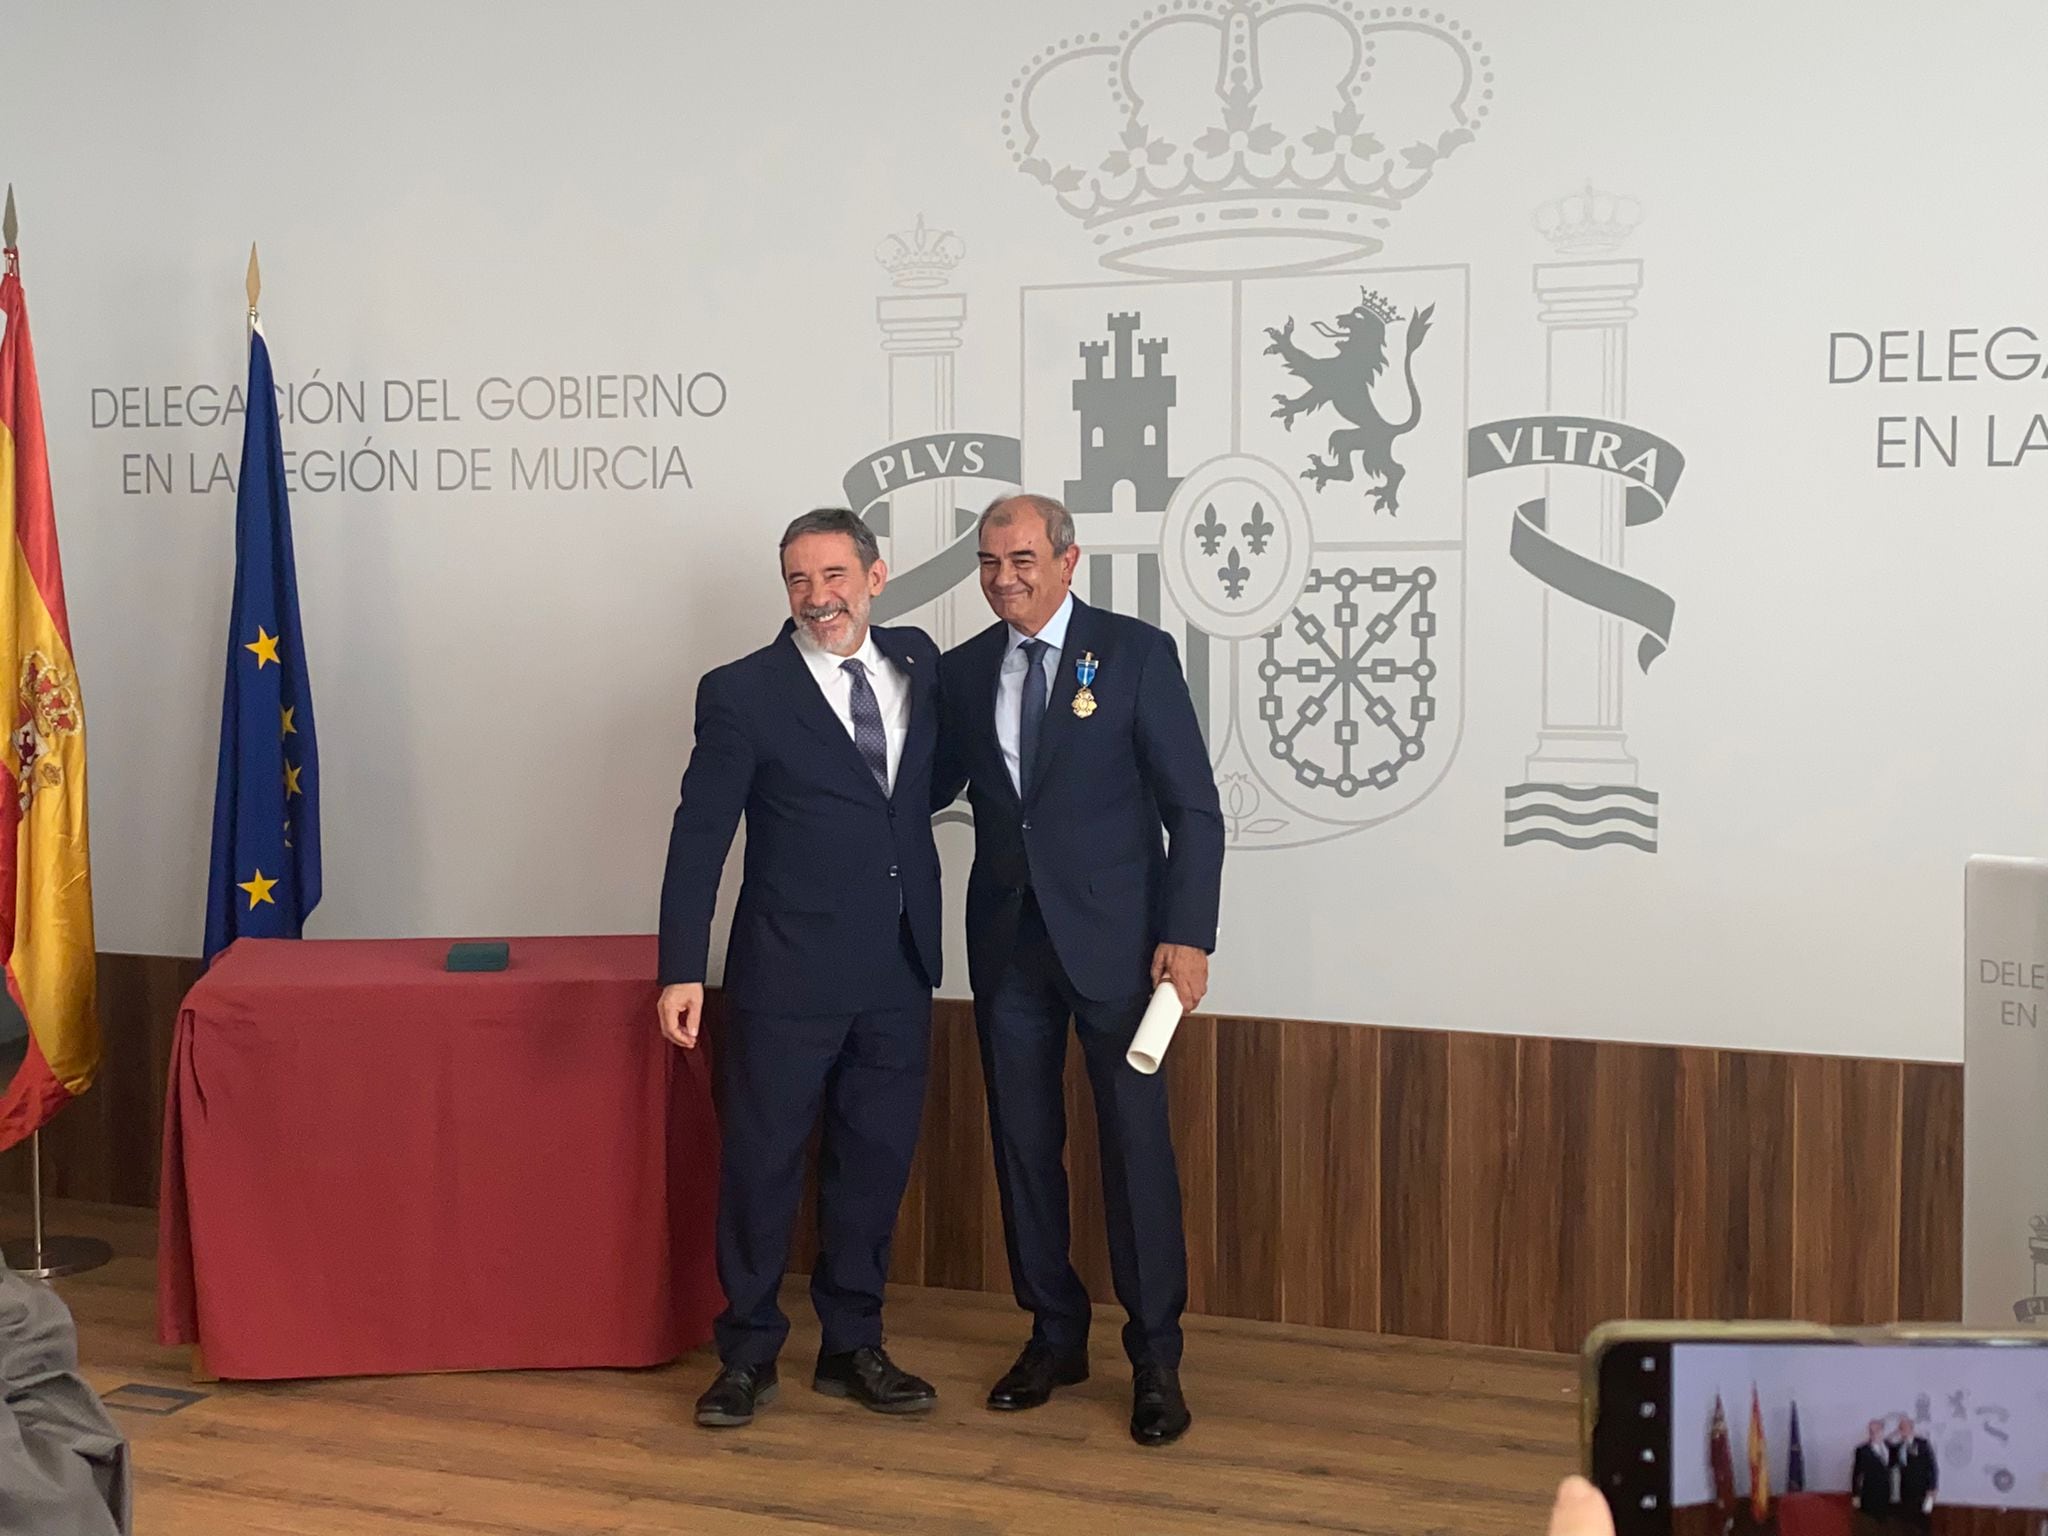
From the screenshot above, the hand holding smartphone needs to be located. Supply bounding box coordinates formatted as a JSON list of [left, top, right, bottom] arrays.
[[1551, 1476, 1618, 1536], [1582, 1322, 2048, 1536]]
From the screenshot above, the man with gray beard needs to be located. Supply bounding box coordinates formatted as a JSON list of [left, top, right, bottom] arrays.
[[658, 508, 944, 1428]]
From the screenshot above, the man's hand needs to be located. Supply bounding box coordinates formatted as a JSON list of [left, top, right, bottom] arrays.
[[1547, 1478, 1614, 1536], [1150, 944, 1209, 1013], [658, 983, 704, 1049]]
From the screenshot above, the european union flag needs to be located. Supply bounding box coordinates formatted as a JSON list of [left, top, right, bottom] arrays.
[[204, 322, 320, 960]]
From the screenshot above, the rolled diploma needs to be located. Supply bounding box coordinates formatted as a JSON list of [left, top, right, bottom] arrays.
[[1126, 981, 1185, 1074]]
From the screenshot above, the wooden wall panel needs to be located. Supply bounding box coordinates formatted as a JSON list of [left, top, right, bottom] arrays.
[[0, 952, 199, 1205], [1165, 1013, 1218, 1318], [1565, 1039, 1634, 1349], [1898, 1059, 1964, 1321], [1729, 1050, 1799, 1319], [1379, 1027, 1451, 1339], [1500, 1036, 1629, 1354], [1674, 1049, 1800, 1320], [1445, 1032, 1518, 1346], [920, 1001, 987, 1292], [1790, 1055, 1903, 1324], [1277, 1015, 1378, 1331], [0, 953, 1977, 1355], [1669, 1044, 1720, 1318], [1214, 1015, 1284, 1322], [1624, 1043, 1680, 1319]]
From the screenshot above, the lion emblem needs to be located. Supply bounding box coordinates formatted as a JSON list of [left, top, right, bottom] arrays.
[[1265, 288, 1434, 514]]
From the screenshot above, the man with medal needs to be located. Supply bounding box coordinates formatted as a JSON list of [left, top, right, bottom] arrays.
[[935, 492, 1225, 1447]]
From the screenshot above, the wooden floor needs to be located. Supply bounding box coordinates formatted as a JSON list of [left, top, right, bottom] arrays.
[[7, 1198, 1580, 1535]]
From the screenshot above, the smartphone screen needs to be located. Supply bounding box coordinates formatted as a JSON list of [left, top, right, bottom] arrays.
[[1592, 1336, 2048, 1536]]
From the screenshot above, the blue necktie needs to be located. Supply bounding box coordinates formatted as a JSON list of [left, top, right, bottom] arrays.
[[841, 658, 890, 794], [1018, 637, 1048, 791]]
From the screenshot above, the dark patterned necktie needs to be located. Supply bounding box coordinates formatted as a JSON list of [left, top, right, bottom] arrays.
[[1018, 637, 1049, 790], [841, 658, 890, 793]]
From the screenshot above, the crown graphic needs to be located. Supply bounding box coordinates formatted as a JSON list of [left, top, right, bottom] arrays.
[[1533, 183, 1643, 255], [875, 214, 966, 290], [1003, 1, 1492, 278], [1356, 288, 1398, 324]]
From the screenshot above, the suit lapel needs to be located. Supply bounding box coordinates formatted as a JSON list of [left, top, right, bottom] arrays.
[[1025, 598, 1093, 804], [872, 625, 932, 808], [973, 621, 1021, 806], [772, 626, 888, 804]]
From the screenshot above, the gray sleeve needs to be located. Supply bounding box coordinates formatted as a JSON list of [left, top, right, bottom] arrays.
[[0, 1263, 131, 1535]]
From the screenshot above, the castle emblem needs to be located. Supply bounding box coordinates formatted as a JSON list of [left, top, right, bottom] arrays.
[[1067, 312, 1181, 514]]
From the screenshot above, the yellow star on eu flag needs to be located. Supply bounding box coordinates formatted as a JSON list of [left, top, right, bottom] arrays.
[[245, 628, 281, 669], [283, 761, 303, 798], [238, 869, 278, 909], [280, 705, 297, 737]]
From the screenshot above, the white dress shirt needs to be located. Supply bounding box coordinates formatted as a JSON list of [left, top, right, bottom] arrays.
[[791, 625, 910, 792], [996, 591, 1075, 794]]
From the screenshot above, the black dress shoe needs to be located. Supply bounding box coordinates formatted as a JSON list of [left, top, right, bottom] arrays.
[[694, 1361, 778, 1428], [812, 1345, 937, 1414], [1131, 1364, 1191, 1447], [986, 1341, 1090, 1411]]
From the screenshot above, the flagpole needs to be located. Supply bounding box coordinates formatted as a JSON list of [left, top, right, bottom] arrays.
[[0, 188, 111, 1281], [1, 1130, 111, 1278]]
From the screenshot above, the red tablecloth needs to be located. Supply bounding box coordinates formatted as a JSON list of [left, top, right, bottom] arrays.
[[1777, 1492, 1853, 1536], [156, 935, 722, 1379]]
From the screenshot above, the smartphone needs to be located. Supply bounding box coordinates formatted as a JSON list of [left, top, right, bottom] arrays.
[[1584, 1321, 2048, 1536]]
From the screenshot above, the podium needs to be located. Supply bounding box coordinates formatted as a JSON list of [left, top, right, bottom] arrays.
[[1963, 855, 2048, 1326]]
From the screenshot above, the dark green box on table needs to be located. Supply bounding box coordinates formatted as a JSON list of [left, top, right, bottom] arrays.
[[445, 941, 510, 972]]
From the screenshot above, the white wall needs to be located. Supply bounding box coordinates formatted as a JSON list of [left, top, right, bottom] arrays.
[[1671, 1344, 2048, 1509], [3, 0, 2045, 1057]]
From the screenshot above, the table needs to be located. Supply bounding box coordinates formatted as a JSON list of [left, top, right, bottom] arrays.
[[1776, 1492, 1853, 1536], [156, 935, 722, 1380]]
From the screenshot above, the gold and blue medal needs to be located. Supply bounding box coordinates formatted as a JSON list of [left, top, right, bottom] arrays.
[[1072, 651, 1099, 718]]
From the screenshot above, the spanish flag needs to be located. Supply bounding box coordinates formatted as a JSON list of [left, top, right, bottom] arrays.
[[0, 216, 98, 1151]]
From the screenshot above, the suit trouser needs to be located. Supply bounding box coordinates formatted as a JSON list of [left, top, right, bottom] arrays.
[[974, 894, 1187, 1368], [713, 931, 931, 1367]]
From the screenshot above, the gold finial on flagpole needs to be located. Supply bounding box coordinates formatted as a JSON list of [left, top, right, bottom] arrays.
[[4, 186, 18, 275], [245, 242, 261, 321]]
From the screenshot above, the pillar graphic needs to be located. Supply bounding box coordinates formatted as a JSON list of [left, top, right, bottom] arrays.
[[874, 216, 967, 648], [1522, 257, 1643, 787]]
